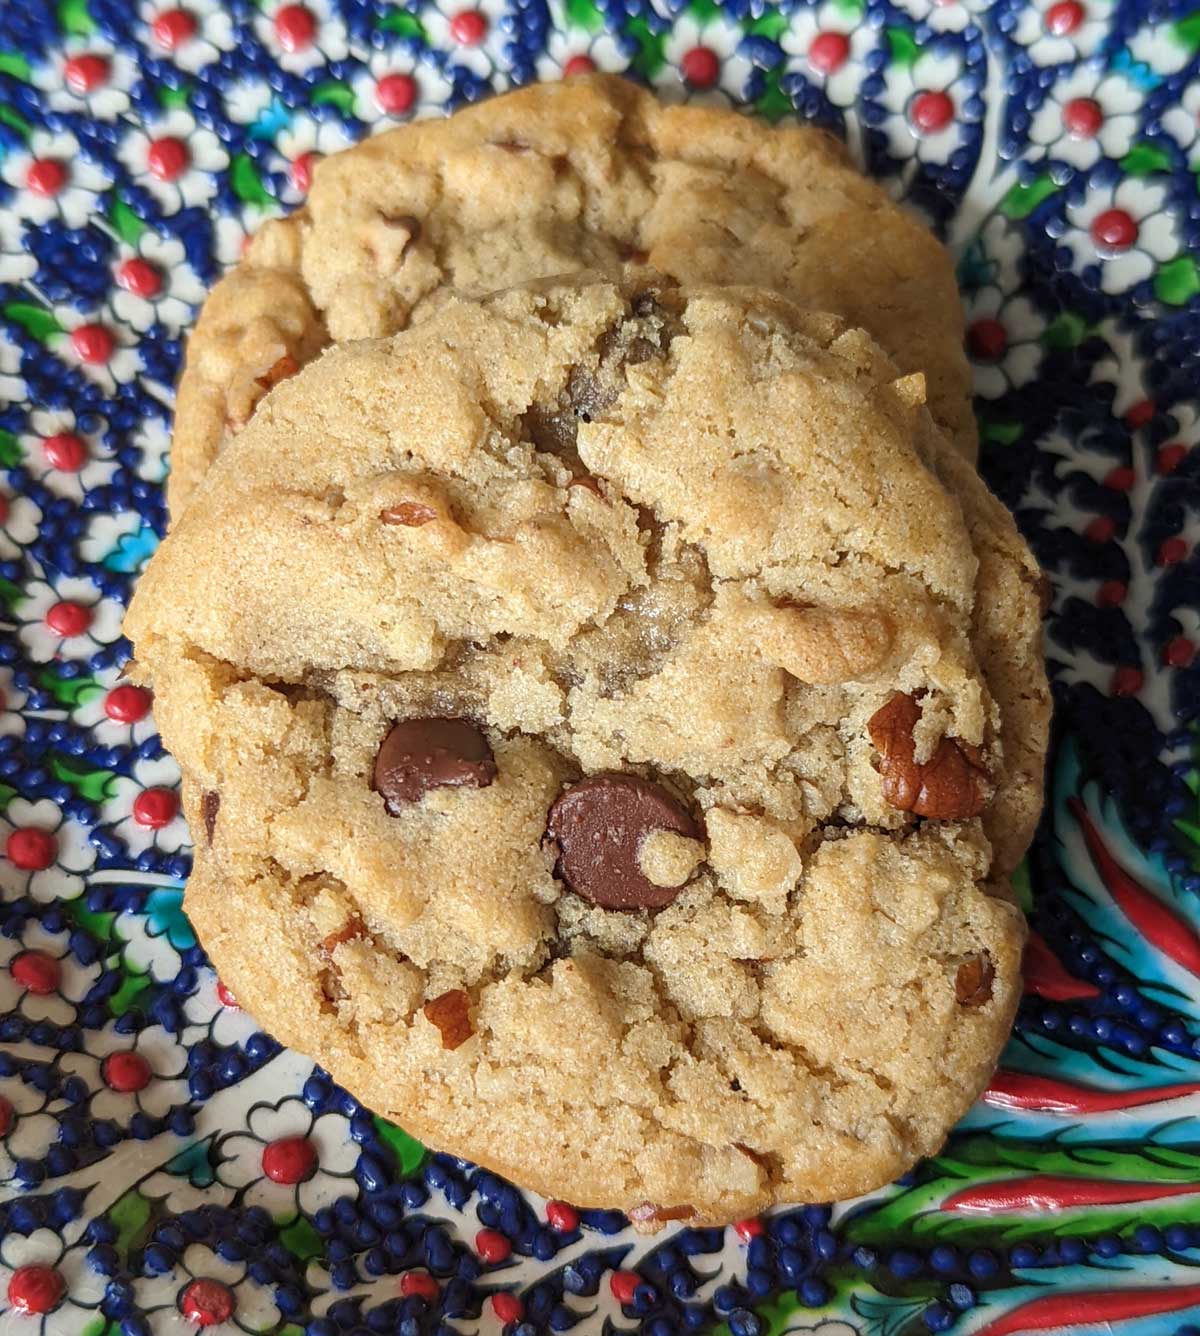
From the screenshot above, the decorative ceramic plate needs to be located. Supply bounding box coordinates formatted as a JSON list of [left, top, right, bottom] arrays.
[[1, 0, 1200, 1333]]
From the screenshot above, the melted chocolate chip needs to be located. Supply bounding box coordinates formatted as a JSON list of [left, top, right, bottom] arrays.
[[374, 718, 497, 813], [544, 772, 699, 910], [201, 791, 220, 845]]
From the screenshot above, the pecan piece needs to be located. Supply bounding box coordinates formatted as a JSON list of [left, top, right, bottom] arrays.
[[867, 693, 989, 820], [628, 1202, 696, 1224], [423, 989, 473, 1050], [319, 914, 366, 962], [255, 353, 299, 391], [381, 501, 438, 527], [955, 952, 995, 1006]]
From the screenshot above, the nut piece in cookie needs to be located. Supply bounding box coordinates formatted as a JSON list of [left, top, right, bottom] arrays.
[[868, 692, 990, 821]]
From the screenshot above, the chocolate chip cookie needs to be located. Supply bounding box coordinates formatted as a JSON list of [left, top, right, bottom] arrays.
[[127, 278, 1047, 1221], [166, 72, 977, 517]]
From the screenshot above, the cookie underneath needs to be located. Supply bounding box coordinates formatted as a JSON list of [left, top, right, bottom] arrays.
[[126, 277, 1044, 1222]]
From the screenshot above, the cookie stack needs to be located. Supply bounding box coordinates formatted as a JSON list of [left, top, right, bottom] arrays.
[[126, 75, 1051, 1224]]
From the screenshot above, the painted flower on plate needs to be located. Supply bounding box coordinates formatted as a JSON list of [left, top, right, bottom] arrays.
[[71, 673, 158, 750], [1127, 15, 1196, 78], [1057, 175, 1179, 294], [216, 1097, 359, 1219], [183, 969, 263, 1049], [1009, 0, 1112, 66], [52, 308, 142, 393], [0, 798, 95, 904], [132, 1243, 281, 1336], [267, 111, 356, 204], [0, 491, 41, 563], [0, 1231, 105, 1334], [111, 231, 206, 333], [656, 9, 755, 107], [891, 0, 976, 34], [252, 0, 350, 76], [14, 575, 125, 666], [29, 36, 138, 119], [18, 408, 118, 505], [63, 1022, 191, 1123], [116, 108, 229, 216], [140, 0, 236, 74], [1160, 80, 1200, 169], [780, 0, 875, 109], [0, 1073, 59, 1186], [878, 45, 981, 167], [425, 0, 518, 84], [0, 130, 111, 231], [349, 48, 454, 130], [100, 754, 189, 858], [0, 918, 102, 1027], [1029, 64, 1140, 170], [536, 23, 631, 80]]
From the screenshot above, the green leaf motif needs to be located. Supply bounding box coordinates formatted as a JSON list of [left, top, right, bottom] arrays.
[[1121, 141, 1172, 177], [885, 26, 919, 68], [0, 429, 22, 469], [0, 783, 17, 811], [753, 67, 794, 124], [1042, 311, 1089, 350], [0, 577, 24, 612], [280, 1217, 323, 1262], [108, 1189, 152, 1256], [311, 80, 357, 114], [109, 199, 147, 246], [67, 898, 117, 944], [999, 175, 1058, 220], [563, 0, 603, 31], [157, 83, 191, 110], [687, 0, 723, 22], [979, 418, 1022, 446], [1173, 9, 1200, 54], [1011, 858, 1033, 912], [3, 301, 63, 344], [51, 752, 119, 803], [58, 0, 95, 35], [373, 1115, 428, 1175], [1155, 254, 1200, 306], [747, 10, 789, 40], [0, 50, 30, 80], [378, 10, 427, 40], [108, 969, 152, 1017], [626, 17, 667, 80], [0, 105, 31, 139], [230, 153, 276, 210], [36, 668, 105, 708]]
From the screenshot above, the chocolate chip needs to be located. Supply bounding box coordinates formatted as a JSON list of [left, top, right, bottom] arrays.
[[201, 791, 220, 845], [374, 718, 497, 813], [381, 501, 437, 527], [423, 989, 473, 1049], [544, 773, 700, 910], [955, 952, 995, 1006]]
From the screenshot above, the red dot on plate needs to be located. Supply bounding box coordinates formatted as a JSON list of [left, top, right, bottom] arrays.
[[1044, 0, 1085, 35], [274, 3, 316, 53], [680, 45, 721, 89], [11, 950, 61, 996], [64, 53, 111, 95], [290, 151, 318, 193], [117, 257, 163, 298], [1090, 207, 1138, 253], [450, 9, 488, 44], [70, 324, 115, 365], [1165, 637, 1196, 668], [0, 494, 8, 525], [1124, 398, 1155, 429], [375, 73, 417, 116], [610, 1271, 640, 1306], [261, 1135, 317, 1184], [43, 432, 88, 472], [1157, 442, 1187, 474], [908, 89, 954, 135], [5, 828, 57, 871], [105, 684, 153, 723], [1111, 666, 1143, 696], [1062, 96, 1103, 138], [1084, 516, 1116, 543], [102, 1050, 152, 1093], [216, 979, 239, 1008], [132, 788, 179, 829], [966, 318, 1008, 363], [1097, 579, 1127, 607], [808, 30, 850, 76], [563, 54, 596, 78], [1103, 465, 1135, 491], [46, 600, 93, 637], [0, 1093, 13, 1137], [734, 1217, 764, 1241], [147, 136, 190, 182], [152, 8, 198, 50], [1158, 536, 1189, 566], [399, 1270, 439, 1301], [179, 1278, 236, 1327], [475, 1229, 512, 1264], [7, 1265, 65, 1317], [491, 1294, 523, 1324], [546, 1200, 579, 1232], [26, 159, 68, 197]]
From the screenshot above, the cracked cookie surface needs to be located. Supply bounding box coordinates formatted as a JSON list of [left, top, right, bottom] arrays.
[[167, 72, 978, 517], [128, 278, 1045, 1221]]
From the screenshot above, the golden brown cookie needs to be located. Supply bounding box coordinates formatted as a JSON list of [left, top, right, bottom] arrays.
[[166, 73, 977, 516], [128, 278, 1046, 1223]]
